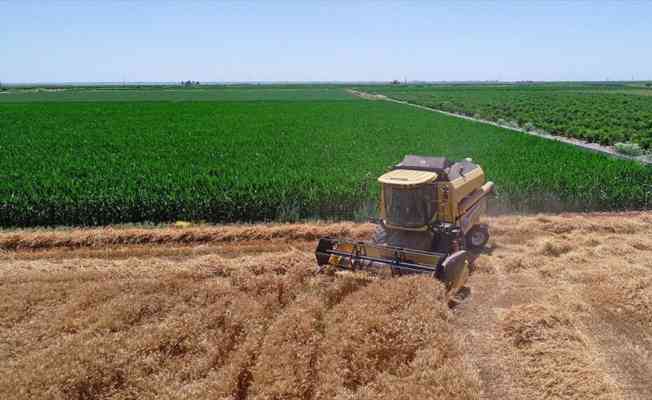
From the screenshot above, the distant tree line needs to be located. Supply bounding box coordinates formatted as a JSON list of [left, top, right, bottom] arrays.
[[181, 80, 201, 87]]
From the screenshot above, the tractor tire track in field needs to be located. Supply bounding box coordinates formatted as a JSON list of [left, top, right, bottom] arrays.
[[1, 212, 652, 399], [451, 262, 519, 399], [589, 314, 652, 400], [348, 89, 652, 165]]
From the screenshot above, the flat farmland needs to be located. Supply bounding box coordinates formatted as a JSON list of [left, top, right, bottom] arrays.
[[365, 83, 652, 148], [2, 86, 652, 400], [0, 86, 356, 102], [1, 86, 651, 227], [2, 213, 651, 399]]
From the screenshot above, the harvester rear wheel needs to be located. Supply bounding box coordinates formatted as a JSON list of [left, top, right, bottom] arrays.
[[465, 224, 489, 250]]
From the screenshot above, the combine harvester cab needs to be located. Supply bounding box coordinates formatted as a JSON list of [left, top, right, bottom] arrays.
[[315, 155, 494, 295]]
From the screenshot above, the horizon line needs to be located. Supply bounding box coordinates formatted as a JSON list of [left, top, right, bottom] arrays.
[[3, 79, 651, 87]]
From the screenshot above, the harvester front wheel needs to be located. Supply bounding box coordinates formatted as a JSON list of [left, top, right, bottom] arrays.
[[465, 224, 489, 250], [441, 250, 470, 295], [372, 226, 387, 245]]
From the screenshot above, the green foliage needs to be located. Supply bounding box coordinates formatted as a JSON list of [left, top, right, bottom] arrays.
[[1, 98, 651, 227], [522, 122, 536, 132], [614, 142, 645, 157], [0, 86, 357, 102], [367, 84, 652, 148]]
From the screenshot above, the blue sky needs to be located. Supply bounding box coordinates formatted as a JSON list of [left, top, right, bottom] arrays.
[[2, 1, 651, 83]]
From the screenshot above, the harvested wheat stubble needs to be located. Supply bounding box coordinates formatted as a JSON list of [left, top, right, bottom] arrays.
[[0, 249, 477, 400], [314, 276, 479, 400], [2, 212, 652, 399], [503, 298, 620, 400], [0, 251, 314, 399], [477, 213, 652, 400]]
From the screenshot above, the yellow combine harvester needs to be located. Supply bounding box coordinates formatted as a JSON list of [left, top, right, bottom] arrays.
[[315, 155, 494, 294]]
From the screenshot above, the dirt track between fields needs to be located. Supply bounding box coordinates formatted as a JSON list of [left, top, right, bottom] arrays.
[[1, 213, 652, 399]]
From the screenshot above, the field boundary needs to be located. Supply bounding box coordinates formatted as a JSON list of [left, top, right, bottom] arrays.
[[0, 222, 375, 252], [348, 89, 652, 165], [3, 212, 649, 252]]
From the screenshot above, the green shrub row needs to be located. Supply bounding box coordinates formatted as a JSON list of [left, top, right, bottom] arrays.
[[368, 84, 652, 148]]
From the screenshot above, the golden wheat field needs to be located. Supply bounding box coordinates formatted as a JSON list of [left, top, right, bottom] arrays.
[[1, 213, 651, 400]]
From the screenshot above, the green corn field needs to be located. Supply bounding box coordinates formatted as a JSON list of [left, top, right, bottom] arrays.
[[1, 87, 651, 227]]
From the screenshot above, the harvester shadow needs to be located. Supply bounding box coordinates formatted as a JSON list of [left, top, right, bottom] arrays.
[[448, 245, 495, 308], [467, 243, 496, 272], [474, 243, 498, 256], [449, 286, 471, 308]]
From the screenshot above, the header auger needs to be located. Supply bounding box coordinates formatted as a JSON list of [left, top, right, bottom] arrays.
[[315, 155, 494, 296]]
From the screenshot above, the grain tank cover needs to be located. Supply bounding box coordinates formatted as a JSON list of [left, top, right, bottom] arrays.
[[378, 169, 438, 186], [393, 155, 449, 173]]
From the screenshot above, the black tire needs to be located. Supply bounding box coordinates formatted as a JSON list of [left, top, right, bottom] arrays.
[[465, 224, 489, 250]]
